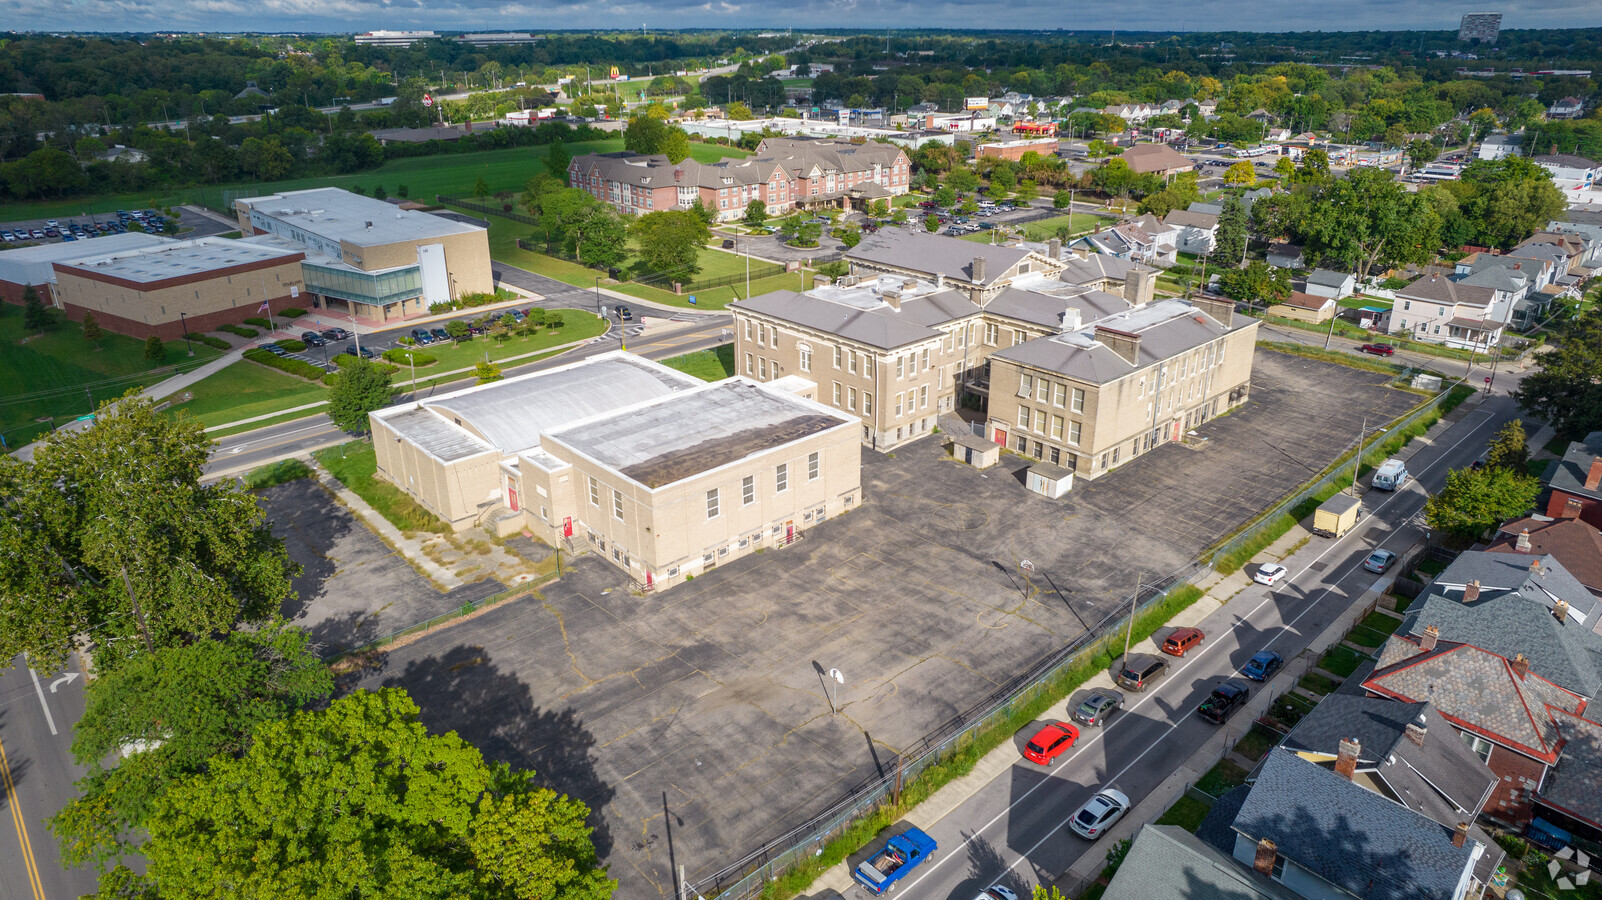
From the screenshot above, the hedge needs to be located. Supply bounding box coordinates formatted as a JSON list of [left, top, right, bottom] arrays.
[[278, 339, 306, 352], [280, 307, 307, 318], [243, 348, 326, 382], [382, 348, 436, 366], [244, 317, 272, 328], [219, 324, 259, 338], [186, 332, 231, 350], [330, 354, 400, 376]]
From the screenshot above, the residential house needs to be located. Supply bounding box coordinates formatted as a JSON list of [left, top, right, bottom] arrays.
[[1477, 133, 1523, 160], [1104, 103, 1157, 123], [1543, 432, 1602, 528], [1223, 750, 1490, 900], [1549, 96, 1586, 119], [1547, 213, 1602, 267], [1163, 208, 1219, 255], [1068, 214, 1178, 266], [1490, 516, 1602, 597], [1118, 142, 1195, 176], [1245, 108, 1274, 123], [1388, 273, 1502, 349], [1516, 231, 1593, 276], [1532, 153, 1599, 193], [1267, 242, 1307, 269], [1303, 269, 1355, 300], [1265, 127, 1292, 143], [1102, 825, 1302, 900], [1456, 264, 1538, 329], [1268, 291, 1336, 323]]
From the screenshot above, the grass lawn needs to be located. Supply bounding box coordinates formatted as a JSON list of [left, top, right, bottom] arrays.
[[1360, 611, 1403, 635], [0, 302, 225, 446], [1154, 795, 1213, 833], [1269, 691, 1317, 728], [1233, 725, 1280, 762], [1298, 672, 1341, 695], [1345, 626, 1389, 649], [612, 269, 815, 310], [1414, 557, 1449, 577], [1196, 759, 1249, 797], [1339, 295, 1393, 310], [392, 314, 606, 372], [1389, 592, 1417, 613], [315, 440, 450, 534], [1319, 645, 1369, 679], [1544, 433, 1573, 457], [662, 345, 736, 382], [1526, 458, 1551, 478], [1015, 213, 1114, 240], [169, 360, 328, 428]]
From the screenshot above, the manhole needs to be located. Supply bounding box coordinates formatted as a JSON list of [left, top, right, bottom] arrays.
[[1309, 562, 1327, 572], [513, 573, 534, 584]]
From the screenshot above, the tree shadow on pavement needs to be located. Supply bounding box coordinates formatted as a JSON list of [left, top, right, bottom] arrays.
[[381, 644, 616, 859], [959, 828, 1033, 898]]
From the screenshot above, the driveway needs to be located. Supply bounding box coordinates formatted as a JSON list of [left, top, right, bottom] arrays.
[[338, 349, 1420, 897]]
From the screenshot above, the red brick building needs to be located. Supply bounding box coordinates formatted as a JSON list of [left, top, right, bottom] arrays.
[[1544, 434, 1602, 528]]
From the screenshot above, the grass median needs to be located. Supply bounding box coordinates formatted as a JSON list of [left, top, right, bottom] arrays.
[[315, 440, 451, 535]]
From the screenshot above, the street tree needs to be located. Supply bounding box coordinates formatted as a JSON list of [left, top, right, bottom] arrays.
[[1213, 195, 1249, 265], [143, 335, 165, 363], [81, 312, 103, 347], [475, 360, 504, 384], [1515, 304, 1602, 439], [0, 396, 298, 673], [1273, 156, 1296, 180], [1297, 167, 1440, 281], [51, 619, 332, 870], [99, 689, 616, 900], [1223, 160, 1257, 186], [742, 199, 768, 229], [1483, 419, 1530, 473], [445, 319, 470, 341], [327, 357, 396, 434], [1424, 466, 1541, 539], [630, 210, 712, 277]]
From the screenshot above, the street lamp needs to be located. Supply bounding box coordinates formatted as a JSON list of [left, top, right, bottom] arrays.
[[178, 311, 194, 356], [405, 351, 417, 397], [593, 275, 602, 316]]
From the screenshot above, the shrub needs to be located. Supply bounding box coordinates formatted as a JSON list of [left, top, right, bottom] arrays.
[[280, 307, 307, 319], [277, 339, 306, 352], [428, 300, 460, 315], [186, 332, 231, 350], [382, 348, 436, 366], [1494, 833, 1527, 860], [244, 317, 272, 328], [219, 324, 259, 338], [243, 348, 326, 382]]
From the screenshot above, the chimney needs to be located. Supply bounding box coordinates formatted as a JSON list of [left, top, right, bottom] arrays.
[[1189, 292, 1235, 325], [1560, 497, 1584, 520], [1123, 264, 1156, 307], [1516, 529, 1532, 552], [1554, 599, 1570, 623], [882, 288, 902, 310], [1335, 737, 1361, 780], [1094, 325, 1142, 364], [1587, 457, 1602, 491], [1406, 716, 1428, 747], [1511, 653, 1530, 680], [1420, 624, 1440, 652], [935, 273, 945, 289], [1463, 580, 1481, 602], [971, 256, 987, 285], [1048, 237, 1062, 259], [1453, 822, 1470, 849], [1062, 306, 1081, 332], [1073, 244, 1089, 259], [1253, 838, 1279, 876]]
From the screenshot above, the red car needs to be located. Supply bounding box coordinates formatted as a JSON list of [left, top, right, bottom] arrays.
[[1022, 721, 1080, 765], [1162, 627, 1205, 657], [1359, 343, 1395, 356]]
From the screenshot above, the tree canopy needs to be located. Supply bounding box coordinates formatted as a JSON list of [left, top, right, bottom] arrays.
[[629, 210, 711, 277], [1515, 305, 1602, 440], [1424, 465, 1541, 539], [327, 357, 396, 433]]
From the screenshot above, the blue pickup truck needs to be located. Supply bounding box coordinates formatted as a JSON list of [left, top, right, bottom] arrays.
[[852, 827, 938, 894]]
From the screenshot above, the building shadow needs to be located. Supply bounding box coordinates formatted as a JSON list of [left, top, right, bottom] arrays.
[[380, 644, 616, 859], [262, 477, 344, 623]]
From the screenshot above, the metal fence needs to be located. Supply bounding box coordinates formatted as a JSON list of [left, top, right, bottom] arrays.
[[322, 583, 529, 662], [634, 263, 788, 293], [437, 195, 539, 226], [691, 560, 1205, 899]]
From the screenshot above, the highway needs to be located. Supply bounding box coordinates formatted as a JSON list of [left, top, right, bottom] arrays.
[[867, 391, 1521, 900], [0, 654, 96, 900]]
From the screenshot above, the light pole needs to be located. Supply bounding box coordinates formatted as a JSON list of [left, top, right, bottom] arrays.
[[827, 668, 844, 715], [179, 311, 193, 356], [593, 275, 602, 316], [405, 351, 417, 397]]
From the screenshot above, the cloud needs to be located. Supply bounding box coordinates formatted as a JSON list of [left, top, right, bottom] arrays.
[[7, 0, 1602, 34]]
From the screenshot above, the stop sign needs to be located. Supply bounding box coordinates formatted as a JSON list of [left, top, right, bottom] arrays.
[[422, 93, 434, 108]]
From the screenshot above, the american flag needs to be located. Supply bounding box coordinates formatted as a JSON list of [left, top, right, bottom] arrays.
[[257, 301, 270, 313]]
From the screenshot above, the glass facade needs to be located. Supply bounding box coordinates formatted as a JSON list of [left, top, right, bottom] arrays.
[[302, 262, 422, 308]]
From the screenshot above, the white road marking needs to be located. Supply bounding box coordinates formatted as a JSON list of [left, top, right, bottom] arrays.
[[27, 669, 56, 736]]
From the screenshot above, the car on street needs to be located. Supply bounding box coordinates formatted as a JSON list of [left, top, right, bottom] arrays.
[[300, 331, 326, 347], [615, 305, 633, 321], [1116, 654, 1169, 692], [1359, 343, 1395, 356], [1253, 562, 1288, 586], [1363, 549, 1397, 574], [1241, 650, 1283, 682], [343, 344, 376, 359], [1021, 721, 1080, 765], [259, 343, 288, 356], [1198, 680, 1251, 723], [1071, 691, 1124, 727], [1067, 788, 1131, 839], [410, 328, 435, 344], [853, 828, 938, 894], [1162, 627, 1205, 657], [429, 327, 451, 342], [321, 328, 351, 341], [973, 887, 1019, 900]]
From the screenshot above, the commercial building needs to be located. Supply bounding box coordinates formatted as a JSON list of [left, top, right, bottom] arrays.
[[370, 351, 861, 590], [569, 137, 910, 221], [0, 231, 171, 307], [234, 188, 492, 322], [679, 116, 955, 149], [976, 137, 1061, 162], [455, 32, 542, 47], [47, 236, 305, 339], [1532, 154, 1599, 193], [353, 30, 437, 46], [1458, 12, 1502, 43], [1118, 143, 1196, 177]]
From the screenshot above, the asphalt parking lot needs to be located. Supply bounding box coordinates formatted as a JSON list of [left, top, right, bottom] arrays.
[[260, 477, 506, 654], [0, 206, 232, 246], [338, 349, 1421, 897]]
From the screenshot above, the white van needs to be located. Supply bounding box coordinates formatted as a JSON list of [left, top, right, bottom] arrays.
[[1372, 458, 1410, 491]]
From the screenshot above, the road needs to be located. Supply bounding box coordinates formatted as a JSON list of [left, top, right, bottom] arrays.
[[205, 312, 732, 479], [0, 654, 96, 900], [863, 392, 1519, 900], [1254, 318, 1523, 391]]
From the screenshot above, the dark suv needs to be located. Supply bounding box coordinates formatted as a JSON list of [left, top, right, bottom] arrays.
[[1116, 655, 1169, 692], [1198, 681, 1250, 724]]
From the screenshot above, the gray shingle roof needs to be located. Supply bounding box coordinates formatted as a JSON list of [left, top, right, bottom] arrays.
[[1456, 266, 1528, 293], [1102, 825, 1302, 900], [1231, 750, 1477, 900], [1307, 268, 1352, 287], [991, 298, 1237, 384], [1165, 209, 1220, 230], [983, 283, 1130, 330], [1534, 154, 1601, 169], [1059, 253, 1140, 284], [1538, 712, 1602, 827], [731, 288, 969, 351], [1547, 432, 1602, 502], [1432, 550, 1600, 627], [846, 228, 1042, 287], [1398, 273, 1495, 308]]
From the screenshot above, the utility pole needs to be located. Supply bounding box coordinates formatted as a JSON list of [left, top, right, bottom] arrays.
[[1122, 572, 1143, 665], [120, 565, 155, 654], [1349, 414, 1366, 496]]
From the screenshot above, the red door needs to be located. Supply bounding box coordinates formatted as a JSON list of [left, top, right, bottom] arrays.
[[993, 428, 1008, 446], [507, 484, 519, 512], [786, 523, 795, 544], [562, 517, 573, 538]]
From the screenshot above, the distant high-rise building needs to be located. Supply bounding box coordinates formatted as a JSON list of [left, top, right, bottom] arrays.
[[1458, 12, 1502, 44], [456, 33, 544, 47], [353, 30, 438, 46]]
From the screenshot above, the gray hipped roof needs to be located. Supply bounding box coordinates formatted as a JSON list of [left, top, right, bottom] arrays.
[[1549, 432, 1602, 502], [846, 228, 1041, 287], [1102, 825, 1302, 900], [731, 287, 976, 351], [992, 298, 1238, 383]]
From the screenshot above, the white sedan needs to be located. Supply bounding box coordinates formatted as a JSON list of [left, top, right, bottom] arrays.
[[1253, 563, 1288, 586], [1068, 788, 1131, 839], [973, 888, 1019, 900]]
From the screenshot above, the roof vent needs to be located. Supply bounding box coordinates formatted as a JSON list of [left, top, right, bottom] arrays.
[[365, 221, 374, 229]]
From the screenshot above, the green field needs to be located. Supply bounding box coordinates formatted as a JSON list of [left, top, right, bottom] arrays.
[[169, 359, 328, 428], [0, 140, 752, 222], [661, 346, 736, 382], [390, 313, 606, 376], [0, 303, 225, 446]]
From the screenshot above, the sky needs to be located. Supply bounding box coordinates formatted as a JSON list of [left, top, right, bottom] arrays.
[[3, 0, 1601, 38]]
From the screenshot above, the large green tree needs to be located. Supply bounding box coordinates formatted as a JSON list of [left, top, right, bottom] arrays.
[[1218, 259, 1291, 305], [1297, 167, 1440, 281], [1515, 305, 1602, 439], [630, 209, 711, 277], [622, 115, 669, 155], [1483, 419, 1530, 473], [327, 357, 396, 433], [0, 397, 298, 672], [51, 619, 332, 870], [102, 689, 615, 900], [1424, 465, 1541, 539], [1213, 195, 1249, 265]]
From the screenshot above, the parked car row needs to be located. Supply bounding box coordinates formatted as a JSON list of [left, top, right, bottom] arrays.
[[0, 209, 170, 245]]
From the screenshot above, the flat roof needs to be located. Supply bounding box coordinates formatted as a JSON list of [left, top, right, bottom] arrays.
[[546, 379, 851, 488], [55, 236, 302, 284], [237, 187, 482, 247], [0, 232, 171, 286]]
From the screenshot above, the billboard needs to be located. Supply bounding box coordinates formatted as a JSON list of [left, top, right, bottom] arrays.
[[966, 96, 990, 110]]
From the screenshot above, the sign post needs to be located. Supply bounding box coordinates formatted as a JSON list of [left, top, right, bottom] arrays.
[[827, 668, 844, 716]]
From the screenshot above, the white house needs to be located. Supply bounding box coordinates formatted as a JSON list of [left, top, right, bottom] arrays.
[[1163, 209, 1219, 256], [1303, 269, 1355, 300], [1532, 154, 1599, 193], [1390, 273, 1505, 349], [1477, 133, 1522, 160]]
